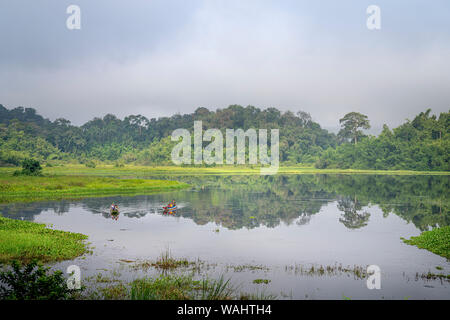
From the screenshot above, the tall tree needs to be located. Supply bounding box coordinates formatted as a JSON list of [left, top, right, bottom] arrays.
[[338, 112, 371, 144]]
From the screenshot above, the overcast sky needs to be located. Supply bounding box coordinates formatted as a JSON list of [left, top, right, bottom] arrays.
[[0, 0, 449, 132]]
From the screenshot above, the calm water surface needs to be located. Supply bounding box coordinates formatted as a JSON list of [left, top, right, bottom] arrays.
[[1, 174, 449, 299]]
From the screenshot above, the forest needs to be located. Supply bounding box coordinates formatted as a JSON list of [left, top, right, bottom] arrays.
[[0, 104, 448, 171]]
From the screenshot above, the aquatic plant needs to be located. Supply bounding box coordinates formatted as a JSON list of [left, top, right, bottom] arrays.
[[198, 276, 234, 300], [252, 279, 271, 284], [129, 275, 234, 300], [284, 263, 368, 279], [402, 226, 450, 259], [0, 216, 88, 263]]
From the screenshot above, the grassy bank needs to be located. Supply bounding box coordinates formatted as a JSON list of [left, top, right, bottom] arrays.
[[0, 216, 89, 263], [0, 164, 447, 203], [1, 164, 448, 178], [402, 226, 450, 259], [0, 173, 189, 203]]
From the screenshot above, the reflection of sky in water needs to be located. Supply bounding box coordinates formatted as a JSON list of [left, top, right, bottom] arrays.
[[1, 175, 448, 299]]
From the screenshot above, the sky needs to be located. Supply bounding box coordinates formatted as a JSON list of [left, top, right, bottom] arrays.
[[0, 0, 449, 133]]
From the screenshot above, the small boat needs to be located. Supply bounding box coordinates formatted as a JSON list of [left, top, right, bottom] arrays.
[[163, 205, 177, 214]]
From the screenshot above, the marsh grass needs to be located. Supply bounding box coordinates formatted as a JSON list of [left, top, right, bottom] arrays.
[[240, 290, 277, 300], [416, 271, 450, 283], [225, 264, 270, 273], [0, 216, 89, 263], [284, 263, 368, 279], [132, 250, 193, 272], [129, 275, 235, 300], [86, 274, 236, 300]]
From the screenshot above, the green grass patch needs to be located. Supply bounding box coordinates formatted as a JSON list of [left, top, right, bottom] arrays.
[[0, 216, 89, 263], [0, 173, 189, 203], [402, 226, 450, 259]]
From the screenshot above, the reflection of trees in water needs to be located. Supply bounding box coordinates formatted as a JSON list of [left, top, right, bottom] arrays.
[[317, 175, 449, 231], [296, 213, 312, 226], [0, 174, 447, 231], [0, 201, 71, 220], [170, 175, 332, 230], [336, 196, 370, 229]]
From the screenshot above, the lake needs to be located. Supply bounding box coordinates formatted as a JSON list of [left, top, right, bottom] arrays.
[[1, 174, 449, 299]]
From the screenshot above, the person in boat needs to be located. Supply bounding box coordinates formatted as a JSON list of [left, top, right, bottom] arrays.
[[163, 200, 176, 214], [167, 200, 176, 209], [110, 203, 119, 220]]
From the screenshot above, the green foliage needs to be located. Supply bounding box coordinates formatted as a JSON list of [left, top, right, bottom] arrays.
[[0, 260, 80, 300], [0, 124, 61, 166], [84, 160, 96, 168], [318, 110, 449, 171], [338, 112, 371, 144], [402, 226, 450, 259], [0, 104, 335, 165], [14, 158, 42, 176], [0, 104, 448, 171]]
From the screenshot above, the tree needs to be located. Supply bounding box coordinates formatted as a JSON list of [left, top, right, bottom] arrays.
[[338, 112, 371, 145]]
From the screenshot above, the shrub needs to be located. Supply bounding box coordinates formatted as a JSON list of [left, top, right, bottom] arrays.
[[0, 260, 81, 300], [85, 160, 96, 168], [13, 158, 42, 176]]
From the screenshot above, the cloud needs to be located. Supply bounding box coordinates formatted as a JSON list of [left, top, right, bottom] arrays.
[[0, 0, 449, 130]]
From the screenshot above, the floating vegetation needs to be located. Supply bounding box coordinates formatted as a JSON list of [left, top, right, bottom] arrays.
[[284, 263, 368, 279], [252, 279, 271, 284], [401, 226, 450, 259]]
